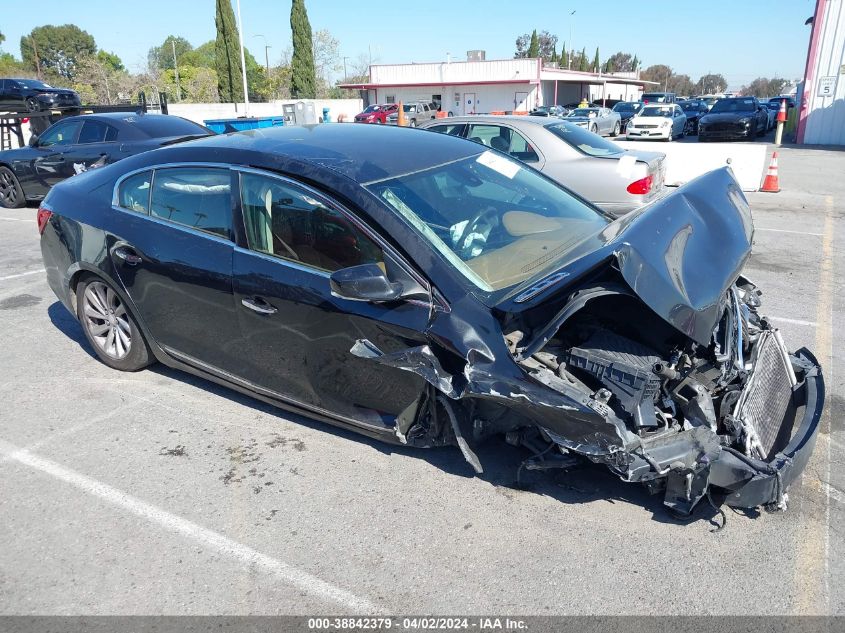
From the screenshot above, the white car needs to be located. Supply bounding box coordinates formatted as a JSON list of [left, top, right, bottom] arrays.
[[626, 104, 687, 141]]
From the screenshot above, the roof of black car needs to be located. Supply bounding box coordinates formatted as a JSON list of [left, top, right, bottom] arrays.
[[179, 123, 483, 184]]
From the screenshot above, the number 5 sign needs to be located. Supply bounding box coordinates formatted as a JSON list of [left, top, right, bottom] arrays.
[[818, 76, 836, 97]]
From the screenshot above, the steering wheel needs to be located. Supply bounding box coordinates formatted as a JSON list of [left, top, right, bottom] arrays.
[[454, 206, 499, 259]]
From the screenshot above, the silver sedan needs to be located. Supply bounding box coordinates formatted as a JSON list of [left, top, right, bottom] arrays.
[[563, 107, 622, 137], [419, 116, 666, 216]]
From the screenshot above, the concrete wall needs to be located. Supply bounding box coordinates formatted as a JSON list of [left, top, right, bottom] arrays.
[[168, 99, 363, 125], [615, 140, 768, 192]]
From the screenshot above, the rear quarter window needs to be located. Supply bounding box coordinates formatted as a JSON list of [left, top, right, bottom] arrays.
[[118, 171, 152, 213]]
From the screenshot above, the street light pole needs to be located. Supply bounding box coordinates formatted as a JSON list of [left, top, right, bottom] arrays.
[[171, 39, 180, 102], [254, 35, 270, 77], [235, 0, 250, 116], [568, 11, 576, 70], [343, 56, 349, 81]]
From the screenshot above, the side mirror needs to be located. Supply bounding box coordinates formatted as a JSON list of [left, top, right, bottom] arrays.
[[330, 263, 404, 302], [28, 134, 39, 147]]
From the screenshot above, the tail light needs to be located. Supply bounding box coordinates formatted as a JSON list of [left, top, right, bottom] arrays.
[[22, 117, 29, 124], [37, 207, 53, 234], [627, 175, 653, 196]]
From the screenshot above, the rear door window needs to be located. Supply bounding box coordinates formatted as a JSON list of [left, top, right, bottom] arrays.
[[466, 124, 539, 163], [427, 123, 466, 137], [78, 120, 119, 144], [149, 168, 232, 239]]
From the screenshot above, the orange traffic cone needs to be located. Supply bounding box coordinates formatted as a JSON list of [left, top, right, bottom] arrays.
[[397, 101, 406, 127], [761, 152, 780, 193], [777, 98, 787, 123]]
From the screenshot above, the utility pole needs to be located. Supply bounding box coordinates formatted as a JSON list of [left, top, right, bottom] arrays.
[[171, 39, 180, 102], [236, 0, 250, 116], [254, 35, 270, 77], [342, 56, 349, 81]]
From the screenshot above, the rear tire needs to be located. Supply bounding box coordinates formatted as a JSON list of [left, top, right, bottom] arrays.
[[76, 275, 153, 372], [0, 166, 25, 209], [25, 97, 39, 112], [590, 123, 598, 134], [610, 121, 620, 137]]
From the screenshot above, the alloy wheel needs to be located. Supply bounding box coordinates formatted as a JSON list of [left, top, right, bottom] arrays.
[[0, 170, 19, 206], [82, 281, 132, 359]]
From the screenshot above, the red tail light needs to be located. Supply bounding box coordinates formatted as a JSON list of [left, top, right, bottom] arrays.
[[37, 207, 53, 234], [22, 117, 29, 124], [626, 175, 653, 195]]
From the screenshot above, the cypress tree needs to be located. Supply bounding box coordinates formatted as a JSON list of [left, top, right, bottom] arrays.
[[215, 0, 244, 102], [578, 47, 587, 72], [290, 0, 316, 98], [527, 30, 540, 58], [559, 42, 568, 68], [593, 48, 600, 73]]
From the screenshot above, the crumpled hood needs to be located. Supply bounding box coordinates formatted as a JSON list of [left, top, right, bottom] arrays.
[[500, 167, 753, 348], [601, 166, 753, 345]]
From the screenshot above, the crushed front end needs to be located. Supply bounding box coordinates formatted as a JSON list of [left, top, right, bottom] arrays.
[[508, 277, 824, 516]]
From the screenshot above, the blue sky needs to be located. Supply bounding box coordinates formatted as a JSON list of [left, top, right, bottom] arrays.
[[0, 0, 817, 89]]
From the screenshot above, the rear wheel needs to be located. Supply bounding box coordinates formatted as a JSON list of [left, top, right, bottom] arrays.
[[409, 119, 416, 128], [0, 166, 25, 209], [76, 276, 153, 372], [610, 121, 620, 137], [25, 97, 39, 112], [590, 123, 598, 134]]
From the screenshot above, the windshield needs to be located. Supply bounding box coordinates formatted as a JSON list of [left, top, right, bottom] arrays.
[[365, 152, 607, 292], [403, 104, 417, 112], [639, 106, 673, 118], [710, 98, 757, 113], [363, 105, 381, 113], [681, 101, 701, 111], [568, 108, 597, 117], [16, 79, 53, 89], [642, 94, 670, 102], [612, 102, 640, 112], [547, 122, 624, 157]]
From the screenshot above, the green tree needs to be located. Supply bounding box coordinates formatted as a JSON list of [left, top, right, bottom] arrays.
[[741, 76, 789, 98], [97, 50, 124, 72], [20, 24, 97, 79], [148, 35, 193, 71], [0, 31, 5, 45], [631, 54, 639, 72], [641, 64, 673, 89], [182, 41, 216, 68], [695, 73, 728, 95], [215, 0, 244, 102], [527, 30, 540, 58], [592, 48, 600, 72], [558, 41, 567, 68], [578, 47, 587, 72], [605, 52, 635, 73], [290, 0, 316, 98]]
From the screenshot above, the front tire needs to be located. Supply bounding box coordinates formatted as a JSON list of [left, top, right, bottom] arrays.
[[409, 119, 416, 128], [0, 166, 25, 209], [590, 123, 598, 134], [77, 276, 153, 372], [610, 121, 620, 137], [25, 97, 39, 112]]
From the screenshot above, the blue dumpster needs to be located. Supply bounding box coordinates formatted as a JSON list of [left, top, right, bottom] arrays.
[[203, 116, 285, 134], [322, 107, 330, 123]]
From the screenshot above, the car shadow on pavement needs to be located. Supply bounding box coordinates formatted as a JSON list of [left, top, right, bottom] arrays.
[[49, 300, 733, 528]]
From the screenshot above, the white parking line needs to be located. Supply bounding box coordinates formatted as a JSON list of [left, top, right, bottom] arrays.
[[0, 269, 43, 282], [0, 216, 33, 222], [755, 227, 824, 237], [768, 316, 819, 328], [0, 438, 379, 613]]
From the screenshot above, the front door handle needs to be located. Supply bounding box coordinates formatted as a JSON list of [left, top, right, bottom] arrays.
[[112, 245, 142, 266], [241, 296, 277, 315]]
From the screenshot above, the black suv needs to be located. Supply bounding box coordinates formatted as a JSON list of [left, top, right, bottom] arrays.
[[0, 78, 81, 112]]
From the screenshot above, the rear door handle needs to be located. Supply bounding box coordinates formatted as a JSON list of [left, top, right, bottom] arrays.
[[241, 296, 277, 315], [112, 245, 142, 266]]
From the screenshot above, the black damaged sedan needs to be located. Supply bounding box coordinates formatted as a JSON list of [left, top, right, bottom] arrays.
[[39, 124, 824, 518]]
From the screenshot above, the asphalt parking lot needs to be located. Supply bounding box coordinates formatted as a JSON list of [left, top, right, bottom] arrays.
[[0, 144, 842, 616]]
